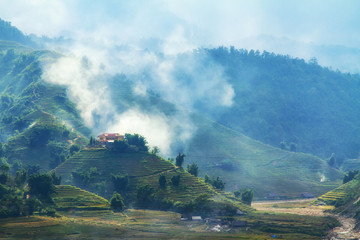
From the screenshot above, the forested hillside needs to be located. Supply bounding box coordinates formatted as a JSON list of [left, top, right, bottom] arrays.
[[0, 18, 35, 47], [198, 47, 360, 161]]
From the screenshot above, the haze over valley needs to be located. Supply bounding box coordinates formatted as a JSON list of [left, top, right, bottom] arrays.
[[1, 1, 360, 239]]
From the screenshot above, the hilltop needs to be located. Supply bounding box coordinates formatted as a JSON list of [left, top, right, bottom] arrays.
[[54, 148, 250, 211]]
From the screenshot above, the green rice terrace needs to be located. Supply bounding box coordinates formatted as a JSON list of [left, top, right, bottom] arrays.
[[187, 117, 344, 199], [52, 185, 110, 211], [54, 148, 222, 203]]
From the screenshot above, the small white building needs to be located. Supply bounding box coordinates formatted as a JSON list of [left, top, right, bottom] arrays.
[[192, 216, 202, 221]]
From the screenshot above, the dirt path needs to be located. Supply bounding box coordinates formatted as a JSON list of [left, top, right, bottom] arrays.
[[324, 216, 360, 240], [253, 200, 360, 239], [253, 198, 317, 205]]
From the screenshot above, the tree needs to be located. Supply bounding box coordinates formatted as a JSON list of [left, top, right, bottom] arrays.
[[112, 140, 129, 152], [15, 169, 27, 186], [26, 164, 41, 175], [234, 190, 241, 198], [151, 146, 160, 155], [125, 133, 149, 152], [211, 176, 226, 190], [187, 163, 199, 177], [26, 197, 41, 215], [204, 174, 210, 183], [241, 189, 254, 205], [136, 185, 155, 208], [175, 153, 185, 167], [70, 144, 80, 155], [110, 192, 125, 212], [343, 170, 359, 184], [50, 172, 61, 185], [328, 153, 336, 167], [159, 175, 166, 188], [0, 158, 10, 174], [206, 176, 225, 190], [28, 173, 56, 200], [111, 174, 128, 195], [171, 175, 180, 186], [0, 158, 10, 184]]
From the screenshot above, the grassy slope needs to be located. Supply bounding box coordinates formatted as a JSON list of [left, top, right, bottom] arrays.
[[187, 115, 343, 199], [317, 175, 360, 219], [108, 77, 343, 199], [53, 185, 110, 211], [340, 158, 360, 172], [54, 148, 219, 204], [0, 41, 90, 170]]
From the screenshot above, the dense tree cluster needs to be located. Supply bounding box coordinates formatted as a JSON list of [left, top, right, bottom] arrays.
[[200, 47, 360, 160], [205, 175, 226, 190], [187, 163, 199, 177], [0, 161, 59, 218], [343, 170, 359, 184]]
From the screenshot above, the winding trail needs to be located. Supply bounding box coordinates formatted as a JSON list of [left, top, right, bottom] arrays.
[[252, 199, 360, 239], [324, 216, 359, 240]]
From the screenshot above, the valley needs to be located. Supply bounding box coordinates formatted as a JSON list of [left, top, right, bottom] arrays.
[[1, 2, 360, 238]]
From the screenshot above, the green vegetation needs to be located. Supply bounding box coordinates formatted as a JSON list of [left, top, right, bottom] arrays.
[[158, 174, 166, 188], [125, 133, 149, 152], [187, 115, 343, 198], [28, 173, 56, 201], [204, 47, 360, 161], [343, 170, 359, 184], [317, 172, 360, 222], [52, 185, 109, 211], [110, 192, 125, 212], [205, 175, 226, 190], [187, 162, 199, 177], [175, 153, 185, 167], [54, 149, 216, 202]]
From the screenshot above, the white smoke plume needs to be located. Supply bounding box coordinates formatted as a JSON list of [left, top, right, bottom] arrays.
[[42, 39, 234, 156]]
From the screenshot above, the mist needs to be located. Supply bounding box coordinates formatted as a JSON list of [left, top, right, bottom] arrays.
[[42, 42, 232, 155], [2, 0, 360, 154]]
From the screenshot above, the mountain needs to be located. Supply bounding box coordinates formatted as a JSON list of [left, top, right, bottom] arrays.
[[0, 39, 343, 198], [186, 114, 342, 198], [0, 18, 36, 48], [0, 40, 90, 172], [200, 47, 360, 161]]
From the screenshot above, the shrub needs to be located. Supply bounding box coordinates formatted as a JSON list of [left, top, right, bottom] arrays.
[[187, 163, 199, 176], [159, 175, 166, 188], [171, 175, 180, 186], [111, 174, 128, 195], [241, 189, 254, 205], [175, 153, 185, 167], [28, 173, 56, 200], [110, 192, 125, 212]]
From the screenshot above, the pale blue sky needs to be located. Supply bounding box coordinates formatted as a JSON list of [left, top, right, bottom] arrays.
[[1, 0, 360, 73], [0, 0, 358, 47]]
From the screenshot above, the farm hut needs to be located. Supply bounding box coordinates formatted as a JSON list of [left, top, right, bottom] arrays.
[[301, 192, 314, 198]]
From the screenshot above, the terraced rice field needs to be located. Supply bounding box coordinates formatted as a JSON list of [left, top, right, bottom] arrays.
[[53, 185, 110, 210], [317, 180, 358, 204], [54, 149, 219, 203]]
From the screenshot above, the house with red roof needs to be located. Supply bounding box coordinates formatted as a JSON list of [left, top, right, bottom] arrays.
[[97, 133, 124, 143]]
